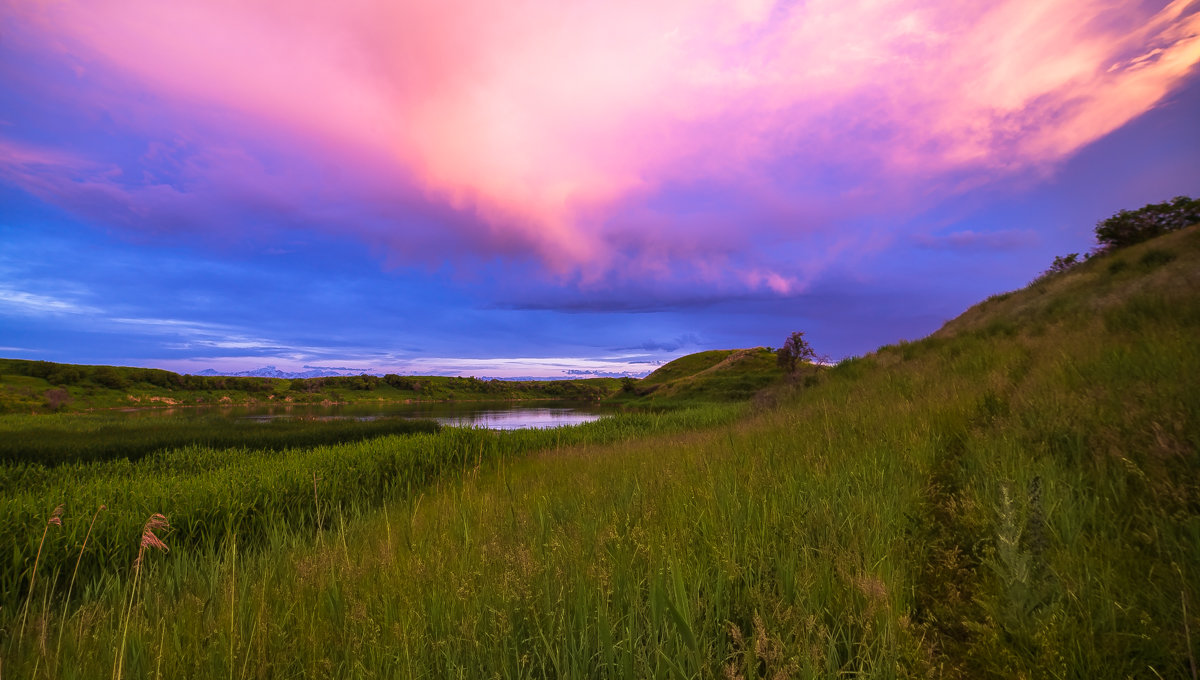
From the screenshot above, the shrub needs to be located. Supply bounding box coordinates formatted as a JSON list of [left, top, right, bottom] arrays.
[[1043, 253, 1080, 276], [43, 388, 71, 411], [1094, 195, 1199, 250]]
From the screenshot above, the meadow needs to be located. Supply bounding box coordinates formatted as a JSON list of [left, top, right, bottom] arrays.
[[0, 226, 1198, 678]]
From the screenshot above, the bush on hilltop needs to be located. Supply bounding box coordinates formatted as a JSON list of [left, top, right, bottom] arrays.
[[1094, 195, 1199, 251]]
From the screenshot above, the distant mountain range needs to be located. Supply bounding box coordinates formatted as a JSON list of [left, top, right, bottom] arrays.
[[190, 366, 651, 380], [193, 366, 366, 379]]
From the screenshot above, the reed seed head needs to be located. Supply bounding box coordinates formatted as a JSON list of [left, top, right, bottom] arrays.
[[134, 513, 170, 568]]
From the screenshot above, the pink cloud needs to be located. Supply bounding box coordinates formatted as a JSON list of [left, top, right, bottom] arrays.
[[4, 0, 1198, 291]]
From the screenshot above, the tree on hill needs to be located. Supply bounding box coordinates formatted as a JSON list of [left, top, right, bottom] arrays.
[[776, 331, 816, 374], [1094, 195, 1199, 251]]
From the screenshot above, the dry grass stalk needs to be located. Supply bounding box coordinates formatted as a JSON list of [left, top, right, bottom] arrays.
[[19, 504, 64, 643], [115, 513, 170, 680], [313, 472, 323, 546], [55, 504, 106, 670]]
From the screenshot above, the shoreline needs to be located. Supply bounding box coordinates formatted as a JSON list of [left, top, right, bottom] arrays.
[[3, 394, 613, 417]]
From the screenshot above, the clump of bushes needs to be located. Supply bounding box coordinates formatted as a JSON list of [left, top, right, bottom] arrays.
[[1041, 253, 1081, 277], [1043, 195, 1197, 276], [1094, 195, 1199, 250]]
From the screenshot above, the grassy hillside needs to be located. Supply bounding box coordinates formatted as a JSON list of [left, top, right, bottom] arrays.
[[1, 226, 1197, 677], [641, 350, 737, 385], [619, 346, 789, 404]]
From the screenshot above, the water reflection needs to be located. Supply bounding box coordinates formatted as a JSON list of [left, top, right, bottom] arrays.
[[114, 400, 607, 430], [434, 408, 602, 430]]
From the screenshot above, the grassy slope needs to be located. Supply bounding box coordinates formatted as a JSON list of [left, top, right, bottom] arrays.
[[3, 227, 1199, 677], [618, 347, 788, 404], [641, 350, 737, 385]]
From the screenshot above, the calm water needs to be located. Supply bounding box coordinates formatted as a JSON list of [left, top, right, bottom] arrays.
[[115, 400, 608, 430]]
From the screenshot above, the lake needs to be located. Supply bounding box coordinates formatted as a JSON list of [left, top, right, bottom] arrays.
[[114, 400, 609, 430]]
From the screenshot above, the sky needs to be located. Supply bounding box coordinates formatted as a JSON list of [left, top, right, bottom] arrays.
[[2, 0, 1199, 378]]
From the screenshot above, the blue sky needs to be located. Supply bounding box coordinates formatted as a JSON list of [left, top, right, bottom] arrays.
[[2, 0, 1198, 377]]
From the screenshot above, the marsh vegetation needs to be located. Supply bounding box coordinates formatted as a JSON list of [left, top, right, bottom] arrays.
[[1, 225, 1197, 678]]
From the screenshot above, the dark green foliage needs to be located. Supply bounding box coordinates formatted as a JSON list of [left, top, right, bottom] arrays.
[[91, 366, 127, 390], [1139, 248, 1176, 269], [1094, 195, 1199, 250], [46, 365, 83, 385], [383, 373, 413, 389]]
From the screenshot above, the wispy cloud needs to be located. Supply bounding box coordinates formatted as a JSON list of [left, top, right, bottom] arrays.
[[913, 229, 1041, 252], [0, 287, 100, 315], [303, 365, 376, 373], [381, 355, 659, 378], [3, 0, 1196, 294], [618, 334, 704, 353]]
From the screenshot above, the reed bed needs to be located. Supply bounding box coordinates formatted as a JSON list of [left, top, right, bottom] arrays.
[[0, 415, 441, 466], [0, 406, 740, 616]]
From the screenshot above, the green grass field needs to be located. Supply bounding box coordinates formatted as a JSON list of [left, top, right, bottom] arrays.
[[0, 226, 1197, 678]]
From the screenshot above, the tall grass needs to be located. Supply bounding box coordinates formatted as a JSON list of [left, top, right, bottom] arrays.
[[1, 227, 1197, 678], [0, 415, 440, 466], [0, 405, 741, 616]]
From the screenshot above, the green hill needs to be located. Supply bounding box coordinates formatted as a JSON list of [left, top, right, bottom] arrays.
[[937, 224, 1199, 340], [2, 225, 1197, 678], [641, 349, 737, 385], [622, 346, 789, 403]]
